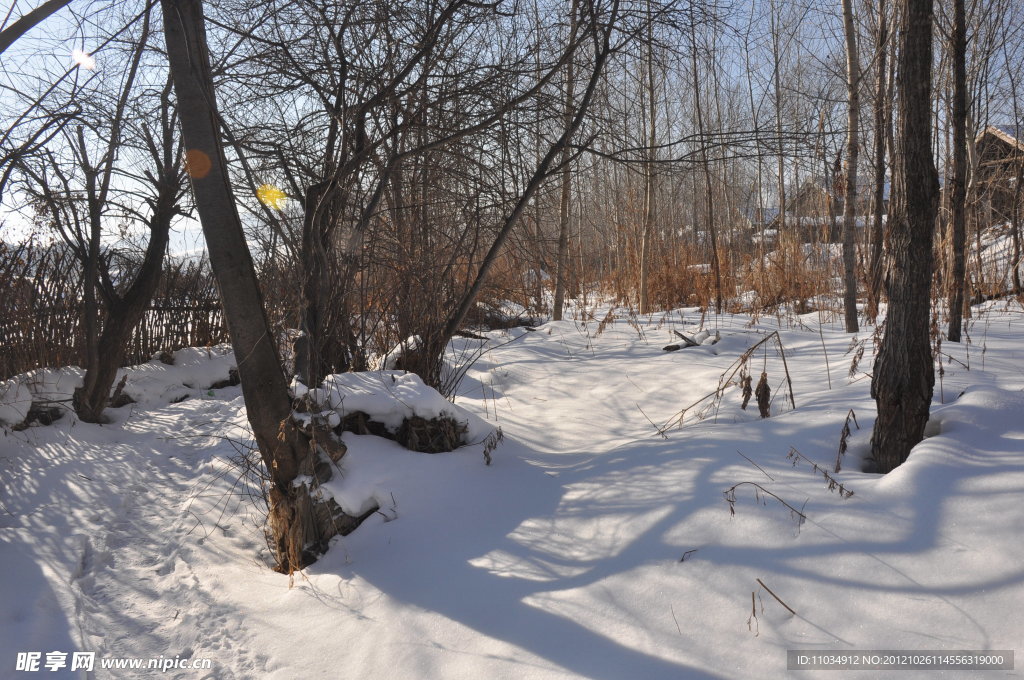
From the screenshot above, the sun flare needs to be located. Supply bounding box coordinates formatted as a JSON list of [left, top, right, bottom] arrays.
[[71, 49, 96, 70], [256, 184, 288, 210]]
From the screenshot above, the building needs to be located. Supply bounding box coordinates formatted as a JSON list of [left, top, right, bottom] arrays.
[[975, 125, 1023, 224], [761, 176, 889, 243]]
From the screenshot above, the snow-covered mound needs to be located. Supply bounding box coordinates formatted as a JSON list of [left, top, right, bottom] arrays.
[[0, 375, 33, 425], [0, 367, 83, 426], [292, 370, 495, 444], [120, 346, 237, 406], [0, 346, 237, 426]]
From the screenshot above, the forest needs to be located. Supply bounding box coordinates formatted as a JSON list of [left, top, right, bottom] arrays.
[[1, 0, 1023, 676]]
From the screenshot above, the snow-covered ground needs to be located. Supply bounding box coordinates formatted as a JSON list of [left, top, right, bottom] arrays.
[[977, 222, 1024, 293], [2, 301, 1023, 679]]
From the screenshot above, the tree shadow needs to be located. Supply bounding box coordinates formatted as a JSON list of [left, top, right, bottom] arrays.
[[319, 384, 1024, 677]]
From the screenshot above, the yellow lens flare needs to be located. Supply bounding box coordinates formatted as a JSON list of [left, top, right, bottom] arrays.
[[256, 184, 288, 210], [71, 49, 96, 70]]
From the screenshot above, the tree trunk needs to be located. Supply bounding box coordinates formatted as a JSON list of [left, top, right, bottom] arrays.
[[869, 0, 939, 473], [946, 0, 968, 341], [161, 0, 362, 572], [638, 160, 655, 314], [552, 0, 580, 321], [73, 185, 177, 422], [1012, 157, 1024, 295], [770, 0, 788, 278], [866, 0, 889, 320], [638, 0, 657, 315], [840, 0, 861, 333], [691, 16, 722, 313], [298, 180, 333, 386]]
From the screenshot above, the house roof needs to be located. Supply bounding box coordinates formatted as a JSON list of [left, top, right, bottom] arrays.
[[980, 125, 1023, 150], [994, 125, 1020, 139]]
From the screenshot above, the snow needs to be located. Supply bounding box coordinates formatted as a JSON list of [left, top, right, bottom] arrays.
[[0, 347, 238, 426], [977, 222, 1024, 292], [2, 302, 1024, 678], [375, 335, 422, 371], [0, 377, 32, 425], [122, 347, 237, 407], [296, 370, 495, 443]]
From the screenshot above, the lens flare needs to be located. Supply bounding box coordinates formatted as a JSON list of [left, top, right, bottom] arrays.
[[183, 149, 212, 179], [256, 184, 288, 210], [71, 49, 96, 70]]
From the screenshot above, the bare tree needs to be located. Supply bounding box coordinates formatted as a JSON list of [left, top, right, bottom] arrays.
[[689, 6, 722, 314], [945, 0, 968, 341], [161, 0, 365, 572], [637, 0, 657, 314], [11, 6, 185, 423], [442, 0, 622, 340], [840, 0, 861, 332], [217, 0, 611, 389], [866, 0, 891, 320]]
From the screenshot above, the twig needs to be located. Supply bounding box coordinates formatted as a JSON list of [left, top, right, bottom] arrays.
[[756, 578, 797, 616], [773, 334, 797, 409], [736, 450, 774, 481], [670, 604, 683, 636], [835, 409, 859, 473], [723, 481, 807, 524], [636, 402, 667, 439], [747, 591, 759, 636], [937, 350, 969, 369], [662, 331, 795, 430], [817, 322, 832, 390], [787, 447, 854, 498]]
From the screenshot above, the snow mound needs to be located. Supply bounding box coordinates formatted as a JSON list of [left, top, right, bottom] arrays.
[[0, 348, 237, 427], [123, 346, 236, 406], [0, 377, 32, 425], [295, 370, 496, 444], [0, 368, 82, 426]]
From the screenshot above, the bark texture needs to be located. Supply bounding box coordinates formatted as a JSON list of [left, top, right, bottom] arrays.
[[946, 0, 968, 342], [840, 0, 861, 333], [869, 0, 939, 473], [867, 0, 888, 320]]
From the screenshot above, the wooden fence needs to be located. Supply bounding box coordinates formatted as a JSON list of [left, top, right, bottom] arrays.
[[0, 243, 232, 380]]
